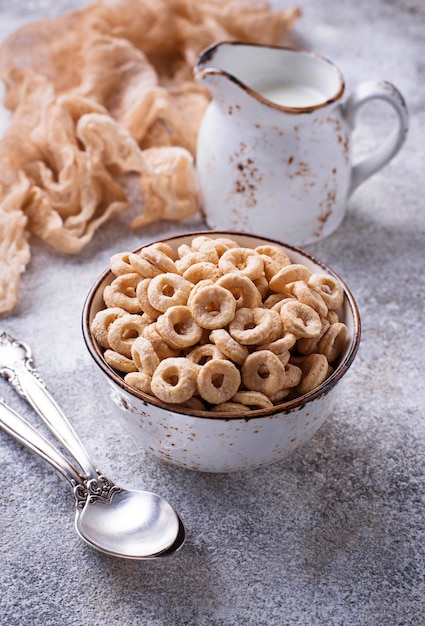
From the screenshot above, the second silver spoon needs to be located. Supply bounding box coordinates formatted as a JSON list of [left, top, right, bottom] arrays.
[[0, 332, 185, 559]]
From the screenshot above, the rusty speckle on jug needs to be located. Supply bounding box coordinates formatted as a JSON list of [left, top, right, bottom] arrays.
[[228, 204, 250, 230], [232, 156, 262, 208], [337, 134, 350, 165], [229, 142, 263, 208], [294, 161, 310, 177], [314, 189, 335, 238]]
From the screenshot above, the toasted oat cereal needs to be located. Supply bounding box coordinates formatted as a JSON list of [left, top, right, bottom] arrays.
[[91, 234, 348, 414], [151, 357, 199, 404], [197, 359, 241, 404]]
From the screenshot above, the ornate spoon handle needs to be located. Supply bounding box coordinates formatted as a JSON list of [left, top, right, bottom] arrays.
[[0, 332, 99, 480], [0, 396, 83, 486]]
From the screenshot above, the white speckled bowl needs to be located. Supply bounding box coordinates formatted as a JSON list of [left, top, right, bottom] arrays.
[[82, 232, 360, 473]]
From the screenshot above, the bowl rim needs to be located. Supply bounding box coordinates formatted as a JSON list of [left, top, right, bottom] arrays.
[[82, 230, 361, 420]]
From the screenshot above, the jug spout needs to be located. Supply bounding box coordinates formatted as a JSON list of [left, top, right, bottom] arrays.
[[194, 41, 263, 112], [194, 67, 251, 110]]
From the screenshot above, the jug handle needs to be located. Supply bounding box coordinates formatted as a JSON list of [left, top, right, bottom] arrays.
[[341, 80, 408, 195]]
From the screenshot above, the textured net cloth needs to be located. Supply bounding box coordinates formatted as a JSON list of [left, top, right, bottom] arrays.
[[0, 0, 300, 313]]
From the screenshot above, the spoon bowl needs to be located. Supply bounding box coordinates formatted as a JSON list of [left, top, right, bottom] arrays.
[[75, 482, 184, 558], [0, 332, 185, 559]]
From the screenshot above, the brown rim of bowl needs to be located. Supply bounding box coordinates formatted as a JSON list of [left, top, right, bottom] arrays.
[[82, 231, 361, 421]]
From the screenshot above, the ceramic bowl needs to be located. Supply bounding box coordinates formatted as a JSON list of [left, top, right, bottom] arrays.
[[82, 231, 360, 473]]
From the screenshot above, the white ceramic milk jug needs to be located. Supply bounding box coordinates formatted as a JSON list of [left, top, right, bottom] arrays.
[[194, 42, 408, 245]]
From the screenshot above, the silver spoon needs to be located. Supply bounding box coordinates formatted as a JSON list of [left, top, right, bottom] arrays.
[[0, 332, 185, 559], [0, 396, 185, 558]]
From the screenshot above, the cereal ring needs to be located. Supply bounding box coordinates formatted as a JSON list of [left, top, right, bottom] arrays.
[[186, 343, 225, 366], [103, 273, 143, 313], [190, 236, 213, 250], [195, 241, 222, 263], [190, 285, 236, 329], [192, 236, 239, 257], [131, 336, 160, 375], [209, 328, 249, 365], [104, 349, 138, 373], [282, 362, 302, 388], [151, 358, 199, 404], [142, 323, 179, 359], [110, 252, 133, 276], [177, 243, 194, 257], [231, 391, 273, 410], [90, 307, 126, 348], [264, 294, 283, 308], [308, 274, 344, 310], [208, 238, 240, 257], [198, 328, 211, 346], [326, 310, 339, 324], [296, 319, 330, 355], [107, 313, 149, 357], [241, 350, 285, 395], [180, 396, 207, 411], [212, 402, 247, 413], [147, 273, 193, 312], [296, 353, 329, 395], [156, 305, 203, 349], [257, 332, 297, 354], [197, 359, 241, 404], [211, 237, 240, 250], [136, 278, 161, 319], [317, 322, 348, 363], [216, 274, 262, 309], [270, 297, 296, 314], [140, 243, 177, 273], [229, 307, 283, 345], [253, 275, 269, 299], [264, 294, 288, 309], [276, 350, 290, 366], [280, 301, 322, 339], [175, 249, 218, 273], [187, 279, 215, 307], [128, 252, 162, 278], [255, 244, 291, 281], [269, 388, 290, 403], [183, 262, 222, 284], [289, 355, 305, 367], [168, 396, 207, 412], [195, 241, 220, 262], [218, 247, 264, 280], [269, 264, 312, 293], [152, 242, 176, 258], [124, 371, 152, 394], [289, 280, 328, 318]]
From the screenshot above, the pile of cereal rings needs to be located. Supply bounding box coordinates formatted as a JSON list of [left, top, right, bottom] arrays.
[[90, 235, 348, 413]]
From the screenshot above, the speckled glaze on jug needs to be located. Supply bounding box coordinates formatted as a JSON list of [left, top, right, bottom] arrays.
[[194, 42, 409, 246]]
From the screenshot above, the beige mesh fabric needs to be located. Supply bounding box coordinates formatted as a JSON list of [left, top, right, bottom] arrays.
[[0, 0, 300, 313], [0, 173, 31, 313]]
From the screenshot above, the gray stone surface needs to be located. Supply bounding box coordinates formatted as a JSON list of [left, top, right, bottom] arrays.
[[0, 0, 424, 624]]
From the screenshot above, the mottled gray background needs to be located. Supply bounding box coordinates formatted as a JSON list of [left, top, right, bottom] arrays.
[[1, 0, 424, 624]]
